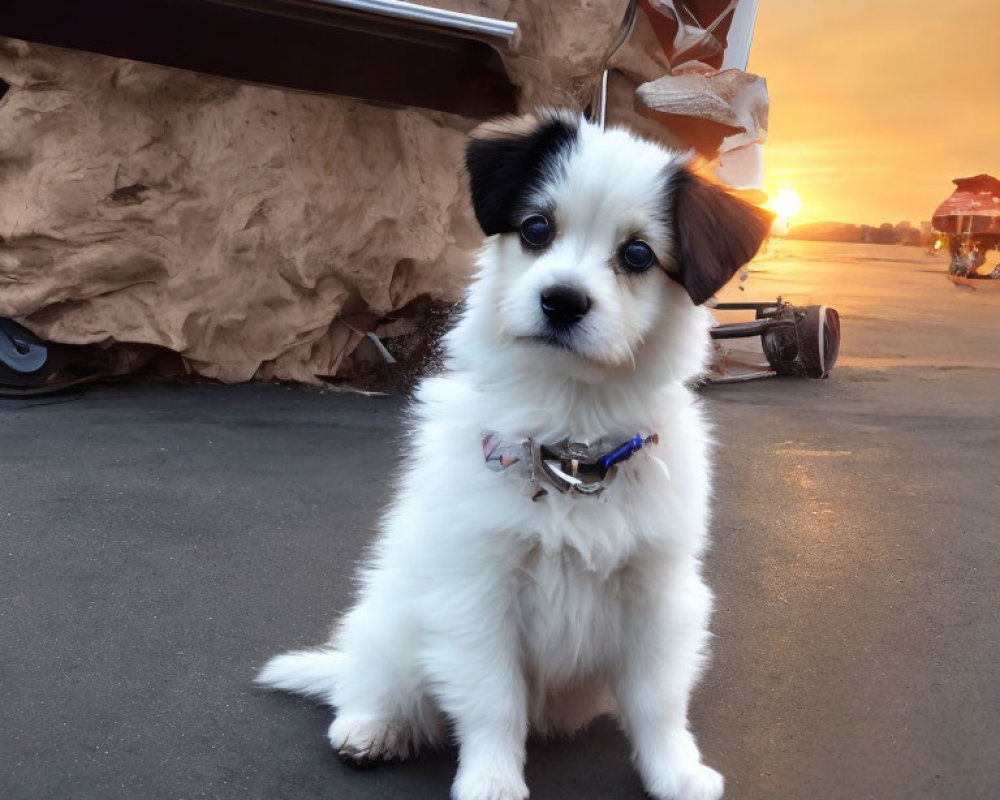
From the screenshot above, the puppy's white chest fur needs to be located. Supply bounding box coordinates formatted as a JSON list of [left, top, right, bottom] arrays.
[[516, 542, 627, 685]]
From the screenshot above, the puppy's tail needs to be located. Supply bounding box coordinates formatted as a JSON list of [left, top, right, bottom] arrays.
[[255, 649, 343, 702]]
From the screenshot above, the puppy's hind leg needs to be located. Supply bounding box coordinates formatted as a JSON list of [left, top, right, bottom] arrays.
[[258, 599, 438, 765], [325, 598, 441, 766], [612, 561, 723, 800], [257, 647, 420, 764]]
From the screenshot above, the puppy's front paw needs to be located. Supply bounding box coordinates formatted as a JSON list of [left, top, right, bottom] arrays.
[[451, 770, 529, 800], [646, 762, 724, 800], [638, 730, 723, 800], [328, 714, 412, 766]]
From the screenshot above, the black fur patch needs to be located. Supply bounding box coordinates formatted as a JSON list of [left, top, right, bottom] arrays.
[[668, 169, 774, 306], [465, 116, 578, 236]]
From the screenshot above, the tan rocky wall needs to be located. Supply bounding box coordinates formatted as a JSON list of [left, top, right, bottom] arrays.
[[0, 36, 485, 383]]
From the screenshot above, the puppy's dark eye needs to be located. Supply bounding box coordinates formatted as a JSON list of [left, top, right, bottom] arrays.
[[520, 214, 554, 248], [622, 240, 656, 273]]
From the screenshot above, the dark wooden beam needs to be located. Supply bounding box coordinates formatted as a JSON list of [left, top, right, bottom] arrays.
[[1, 0, 518, 118]]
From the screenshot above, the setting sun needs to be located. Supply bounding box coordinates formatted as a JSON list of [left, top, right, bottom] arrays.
[[769, 188, 803, 224]]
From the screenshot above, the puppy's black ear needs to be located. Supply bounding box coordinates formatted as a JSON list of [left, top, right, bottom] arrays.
[[670, 169, 774, 306], [465, 113, 578, 236]]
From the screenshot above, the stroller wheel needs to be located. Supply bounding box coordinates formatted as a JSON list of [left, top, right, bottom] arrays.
[[762, 305, 840, 378]]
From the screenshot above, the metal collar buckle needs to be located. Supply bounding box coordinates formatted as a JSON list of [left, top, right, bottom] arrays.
[[482, 432, 659, 500]]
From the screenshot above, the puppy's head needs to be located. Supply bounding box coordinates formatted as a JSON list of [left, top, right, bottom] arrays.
[[464, 111, 772, 377]]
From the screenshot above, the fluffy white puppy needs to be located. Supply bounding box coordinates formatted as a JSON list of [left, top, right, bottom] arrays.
[[258, 111, 771, 800]]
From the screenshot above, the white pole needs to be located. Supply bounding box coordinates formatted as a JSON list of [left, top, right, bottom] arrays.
[[722, 0, 760, 71]]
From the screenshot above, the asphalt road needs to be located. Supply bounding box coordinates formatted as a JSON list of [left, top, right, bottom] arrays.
[[2, 242, 998, 800]]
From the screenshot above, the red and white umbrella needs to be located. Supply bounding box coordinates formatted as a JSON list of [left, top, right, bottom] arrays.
[[932, 175, 1000, 237]]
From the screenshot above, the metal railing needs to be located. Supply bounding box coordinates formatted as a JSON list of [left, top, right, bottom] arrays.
[[205, 0, 518, 48]]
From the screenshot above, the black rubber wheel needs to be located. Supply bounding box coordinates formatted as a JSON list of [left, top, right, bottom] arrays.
[[762, 305, 840, 378], [796, 305, 840, 378]]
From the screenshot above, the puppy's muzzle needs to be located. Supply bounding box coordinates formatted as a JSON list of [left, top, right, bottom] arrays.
[[540, 285, 591, 328]]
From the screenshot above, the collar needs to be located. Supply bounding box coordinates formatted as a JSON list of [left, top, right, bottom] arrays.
[[482, 431, 659, 500]]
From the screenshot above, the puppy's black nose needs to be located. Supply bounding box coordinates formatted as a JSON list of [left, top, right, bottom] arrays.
[[540, 285, 592, 327]]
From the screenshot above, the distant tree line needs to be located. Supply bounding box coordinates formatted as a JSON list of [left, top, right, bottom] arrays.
[[785, 220, 935, 246]]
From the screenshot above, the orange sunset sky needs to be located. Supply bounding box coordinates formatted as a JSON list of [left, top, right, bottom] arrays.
[[748, 0, 999, 227]]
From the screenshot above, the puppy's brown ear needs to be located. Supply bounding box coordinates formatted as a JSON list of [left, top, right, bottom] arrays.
[[670, 169, 774, 306], [465, 112, 578, 236]]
